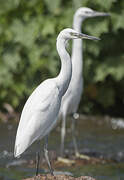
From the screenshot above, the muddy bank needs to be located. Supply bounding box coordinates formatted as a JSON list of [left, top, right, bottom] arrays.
[[24, 174, 96, 180]]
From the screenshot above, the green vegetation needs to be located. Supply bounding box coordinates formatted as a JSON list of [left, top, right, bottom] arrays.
[[0, 0, 124, 116]]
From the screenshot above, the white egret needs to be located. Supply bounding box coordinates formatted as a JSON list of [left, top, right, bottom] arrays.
[[14, 28, 99, 175], [59, 8, 109, 159]]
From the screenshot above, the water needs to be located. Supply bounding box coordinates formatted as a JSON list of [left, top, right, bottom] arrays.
[[0, 116, 124, 180]]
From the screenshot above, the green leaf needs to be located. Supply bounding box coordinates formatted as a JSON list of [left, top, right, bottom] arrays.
[[94, 55, 124, 81], [0, 0, 20, 14], [111, 11, 124, 31], [44, 0, 61, 13], [41, 18, 56, 36], [10, 18, 40, 47]]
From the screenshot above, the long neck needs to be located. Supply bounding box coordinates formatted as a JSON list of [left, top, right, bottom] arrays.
[[71, 15, 84, 80], [56, 38, 72, 96]]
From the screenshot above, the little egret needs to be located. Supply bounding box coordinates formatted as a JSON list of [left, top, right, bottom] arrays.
[[14, 28, 99, 175], [59, 8, 109, 160]]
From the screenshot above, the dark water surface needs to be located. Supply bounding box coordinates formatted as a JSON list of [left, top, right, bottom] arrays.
[[0, 116, 124, 180]]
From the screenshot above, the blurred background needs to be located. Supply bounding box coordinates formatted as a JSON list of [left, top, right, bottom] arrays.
[[0, 0, 124, 118], [0, 0, 124, 179]]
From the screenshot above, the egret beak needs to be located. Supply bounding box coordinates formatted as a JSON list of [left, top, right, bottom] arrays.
[[71, 32, 100, 41], [93, 11, 110, 17]]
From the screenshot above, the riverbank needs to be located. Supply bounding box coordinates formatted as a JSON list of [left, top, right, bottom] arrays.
[[24, 174, 96, 180]]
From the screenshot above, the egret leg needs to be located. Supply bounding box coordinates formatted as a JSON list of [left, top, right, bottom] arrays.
[[58, 114, 75, 164], [72, 113, 90, 160], [44, 136, 53, 175], [36, 151, 40, 176], [72, 113, 79, 154], [60, 114, 66, 157]]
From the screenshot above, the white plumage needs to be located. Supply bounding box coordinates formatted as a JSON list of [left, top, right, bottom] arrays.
[[14, 80, 60, 157], [14, 28, 98, 165], [59, 8, 109, 157]]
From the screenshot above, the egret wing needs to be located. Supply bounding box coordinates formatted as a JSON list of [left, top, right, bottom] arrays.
[[15, 79, 60, 156]]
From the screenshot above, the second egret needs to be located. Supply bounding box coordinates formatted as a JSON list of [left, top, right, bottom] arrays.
[[59, 8, 109, 159]]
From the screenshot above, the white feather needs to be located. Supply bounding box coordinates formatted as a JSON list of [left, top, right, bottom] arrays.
[[14, 79, 61, 157]]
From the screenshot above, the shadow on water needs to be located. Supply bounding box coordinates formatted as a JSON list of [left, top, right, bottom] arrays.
[[0, 115, 124, 179]]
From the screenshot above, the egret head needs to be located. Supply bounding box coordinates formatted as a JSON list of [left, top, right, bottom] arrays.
[[57, 28, 100, 41], [75, 7, 110, 19]]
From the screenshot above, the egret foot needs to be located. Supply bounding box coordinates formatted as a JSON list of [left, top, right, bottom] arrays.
[[75, 152, 90, 160], [57, 157, 75, 165]]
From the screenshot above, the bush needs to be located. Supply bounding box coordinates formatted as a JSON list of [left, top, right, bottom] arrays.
[[0, 0, 124, 116]]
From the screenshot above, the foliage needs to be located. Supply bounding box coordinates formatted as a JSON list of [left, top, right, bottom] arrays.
[[0, 0, 124, 116]]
